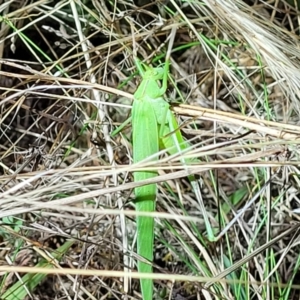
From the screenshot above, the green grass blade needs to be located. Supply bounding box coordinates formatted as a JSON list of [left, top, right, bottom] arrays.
[[1, 240, 74, 300]]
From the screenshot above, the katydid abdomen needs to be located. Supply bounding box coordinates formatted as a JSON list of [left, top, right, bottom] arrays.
[[132, 98, 159, 299]]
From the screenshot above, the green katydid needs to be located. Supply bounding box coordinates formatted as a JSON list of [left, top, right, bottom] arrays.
[[112, 31, 214, 299], [129, 59, 214, 298]]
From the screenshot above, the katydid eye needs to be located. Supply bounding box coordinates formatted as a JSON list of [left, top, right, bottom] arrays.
[[153, 69, 163, 77]]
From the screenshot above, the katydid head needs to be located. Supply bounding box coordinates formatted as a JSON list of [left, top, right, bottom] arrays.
[[135, 58, 167, 79], [152, 67, 165, 80], [142, 66, 165, 80]]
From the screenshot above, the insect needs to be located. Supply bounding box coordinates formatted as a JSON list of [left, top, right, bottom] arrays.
[[132, 59, 171, 299], [112, 30, 213, 300], [124, 58, 213, 299]]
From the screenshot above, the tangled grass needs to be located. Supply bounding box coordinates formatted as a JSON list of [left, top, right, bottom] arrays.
[[1, 0, 300, 299]]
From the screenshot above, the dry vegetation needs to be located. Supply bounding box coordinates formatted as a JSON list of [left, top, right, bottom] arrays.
[[1, 0, 300, 299]]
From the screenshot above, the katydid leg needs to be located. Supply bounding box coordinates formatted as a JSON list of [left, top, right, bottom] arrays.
[[161, 112, 215, 240]]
